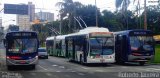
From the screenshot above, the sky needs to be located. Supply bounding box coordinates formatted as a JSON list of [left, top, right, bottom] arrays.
[[0, 0, 158, 28], [0, 0, 116, 27]]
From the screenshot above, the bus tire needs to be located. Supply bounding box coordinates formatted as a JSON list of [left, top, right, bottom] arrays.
[[31, 65, 36, 69], [46, 56, 48, 59], [29, 65, 35, 69], [68, 58, 72, 62], [7, 65, 13, 70], [139, 62, 145, 66], [80, 54, 83, 64]]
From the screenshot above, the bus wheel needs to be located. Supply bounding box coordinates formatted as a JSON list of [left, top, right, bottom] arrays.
[[139, 62, 145, 66], [30, 65, 36, 69], [80, 55, 83, 64], [7, 65, 13, 70], [117, 60, 124, 65]]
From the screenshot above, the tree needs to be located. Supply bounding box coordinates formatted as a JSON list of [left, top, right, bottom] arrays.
[[56, 0, 82, 33], [31, 24, 49, 47], [145, 5, 160, 34], [7, 25, 19, 32], [101, 10, 122, 31], [115, 0, 131, 30], [76, 5, 102, 27]]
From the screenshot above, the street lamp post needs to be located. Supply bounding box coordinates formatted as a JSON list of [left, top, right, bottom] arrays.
[[59, 13, 62, 35], [56, 10, 62, 35], [144, 0, 147, 30], [95, 0, 98, 27]]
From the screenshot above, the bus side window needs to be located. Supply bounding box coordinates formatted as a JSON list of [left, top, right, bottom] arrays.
[[117, 35, 123, 43], [122, 35, 127, 42]]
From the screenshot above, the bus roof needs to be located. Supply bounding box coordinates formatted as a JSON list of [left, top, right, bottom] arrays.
[[5, 31, 38, 38], [65, 27, 110, 37], [47, 27, 110, 40], [46, 36, 55, 40], [56, 35, 68, 40], [7, 31, 37, 34], [79, 27, 109, 34], [114, 29, 152, 35]]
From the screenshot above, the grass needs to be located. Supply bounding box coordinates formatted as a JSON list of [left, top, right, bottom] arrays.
[[152, 44, 160, 63]]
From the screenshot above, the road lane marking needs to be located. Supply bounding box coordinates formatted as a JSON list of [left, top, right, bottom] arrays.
[[71, 71, 76, 72], [77, 73, 85, 76], [56, 71, 61, 72], [52, 65, 58, 67], [95, 70, 104, 72], [67, 69, 73, 71], [59, 66, 65, 69], [38, 65, 47, 70], [147, 68, 160, 71], [81, 67, 89, 69]]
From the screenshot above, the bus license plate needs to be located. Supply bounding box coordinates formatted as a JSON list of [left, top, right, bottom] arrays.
[[20, 60, 27, 64], [100, 59, 105, 62]]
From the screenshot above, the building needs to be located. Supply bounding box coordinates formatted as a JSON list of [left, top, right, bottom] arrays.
[[17, 15, 30, 31], [0, 18, 2, 27], [0, 18, 3, 42], [36, 12, 54, 22], [28, 2, 35, 22], [0, 18, 3, 33], [16, 2, 35, 31]]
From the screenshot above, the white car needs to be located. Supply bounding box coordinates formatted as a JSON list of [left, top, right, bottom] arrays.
[[38, 48, 48, 59]]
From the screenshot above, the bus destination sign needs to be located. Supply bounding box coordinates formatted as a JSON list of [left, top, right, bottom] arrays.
[[90, 32, 113, 37], [129, 31, 153, 36], [9, 32, 33, 37], [133, 32, 147, 35]]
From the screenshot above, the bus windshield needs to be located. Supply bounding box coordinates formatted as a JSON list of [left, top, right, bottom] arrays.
[[130, 36, 154, 52], [8, 39, 38, 53], [89, 37, 114, 55]]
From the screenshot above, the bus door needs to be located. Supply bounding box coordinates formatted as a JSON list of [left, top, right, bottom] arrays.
[[116, 35, 127, 62], [66, 37, 74, 60], [122, 35, 128, 61]]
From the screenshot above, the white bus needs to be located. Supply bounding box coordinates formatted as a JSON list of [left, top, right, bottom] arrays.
[[65, 27, 115, 64], [46, 35, 67, 57]]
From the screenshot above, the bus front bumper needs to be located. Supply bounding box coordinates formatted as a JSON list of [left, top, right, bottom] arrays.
[[86, 57, 115, 63], [6, 56, 38, 65], [128, 55, 154, 62]]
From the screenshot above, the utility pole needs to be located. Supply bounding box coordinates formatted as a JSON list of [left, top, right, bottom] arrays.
[[144, 0, 147, 30], [95, 0, 98, 27], [59, 13, 62, 35]]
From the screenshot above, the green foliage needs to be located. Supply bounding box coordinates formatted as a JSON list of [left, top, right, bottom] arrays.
[[153, 44, 160, 63], [7, 25, 19, 31], [56, 0, 83, 33], [32, 0, 160, 36], [76, 5, 99, 27]]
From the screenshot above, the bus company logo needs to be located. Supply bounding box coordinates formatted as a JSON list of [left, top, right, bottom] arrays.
[[133, 32, 147, 35]]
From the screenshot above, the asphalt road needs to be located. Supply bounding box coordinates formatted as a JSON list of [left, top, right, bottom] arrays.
[[0, 46, 160, 78]]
